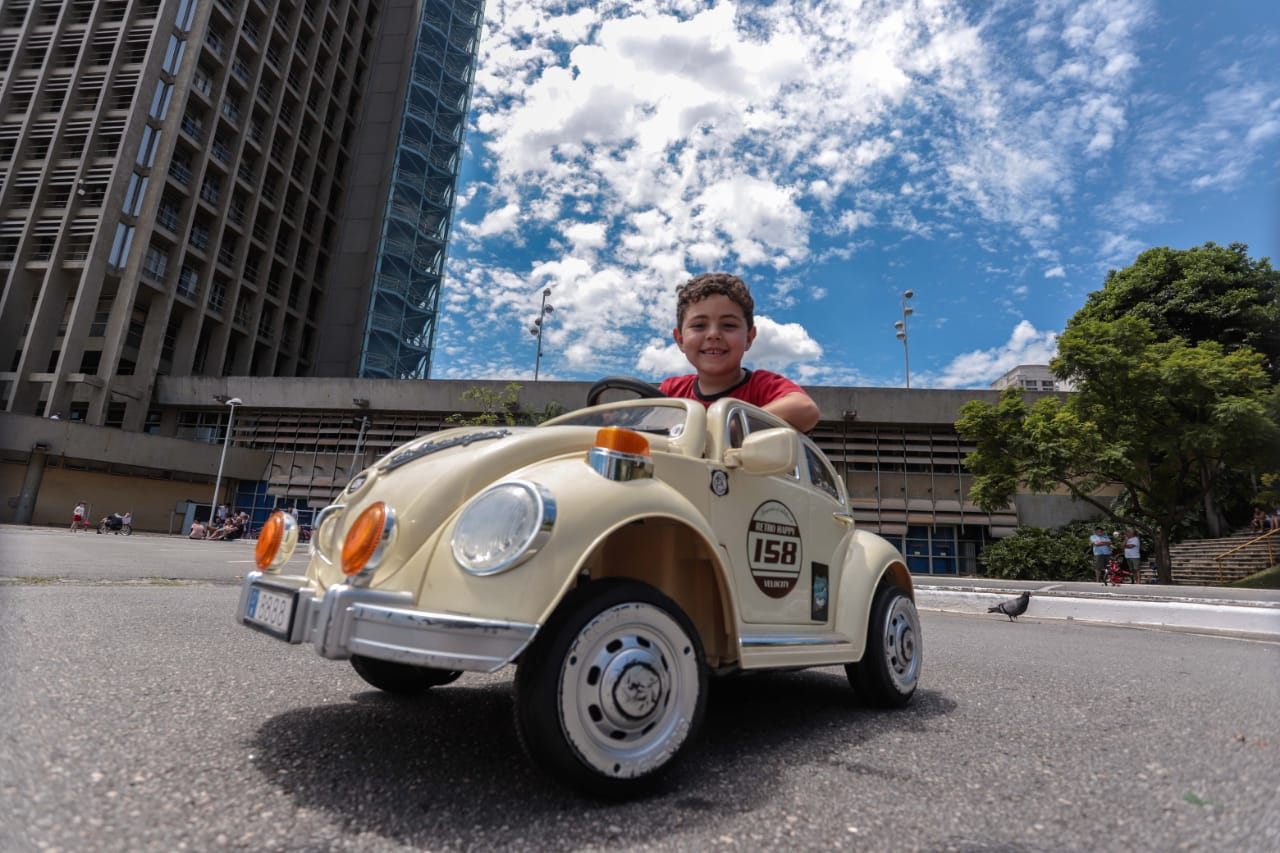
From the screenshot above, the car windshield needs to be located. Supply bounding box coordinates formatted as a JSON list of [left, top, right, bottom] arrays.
[[547, 403, 689, 437]]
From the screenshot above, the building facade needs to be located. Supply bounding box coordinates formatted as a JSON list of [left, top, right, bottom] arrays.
[[1, 378, 1097, 574], [0, 0, 480, 426], [990, 363, 1075, 393]]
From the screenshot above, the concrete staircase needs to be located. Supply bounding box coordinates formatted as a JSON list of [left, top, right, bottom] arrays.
[[1166, 531, 1278, 586]]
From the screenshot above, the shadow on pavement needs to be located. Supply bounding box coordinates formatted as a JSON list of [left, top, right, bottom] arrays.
[[250, 668, 955, 848]]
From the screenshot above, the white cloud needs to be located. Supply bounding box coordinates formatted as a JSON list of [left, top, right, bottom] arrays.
[[932, 320, 1060, 389], [438, 0, 1275, 388]]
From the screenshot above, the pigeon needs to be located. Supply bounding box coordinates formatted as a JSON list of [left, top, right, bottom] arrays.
[[987, 590, 1031, 621]]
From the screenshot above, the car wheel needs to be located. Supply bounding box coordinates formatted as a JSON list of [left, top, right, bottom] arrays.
[[515, 579, 707, 797], [349, 654, 462, 695], [846, 584, 921, 708]]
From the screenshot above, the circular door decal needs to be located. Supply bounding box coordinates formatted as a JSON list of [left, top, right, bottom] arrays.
[[747, 500, 803, 598]]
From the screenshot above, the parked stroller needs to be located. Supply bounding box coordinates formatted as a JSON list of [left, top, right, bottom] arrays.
[[97, 513, 133, 535]]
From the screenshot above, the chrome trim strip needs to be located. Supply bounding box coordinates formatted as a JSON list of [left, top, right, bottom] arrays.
[[588, 447, 654, 481], [238, 574, 537, 671], [309, 504, 345, 566], [740, 631, 852, 648]]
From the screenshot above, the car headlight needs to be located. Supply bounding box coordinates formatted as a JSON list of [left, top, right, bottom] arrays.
[[451, 481, 556, 575]]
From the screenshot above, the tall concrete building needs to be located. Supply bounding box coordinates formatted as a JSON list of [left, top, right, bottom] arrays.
[[0, 0, 480, 428], [0, 1, 1069, 572]]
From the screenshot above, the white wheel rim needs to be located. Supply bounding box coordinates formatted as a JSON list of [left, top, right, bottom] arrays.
[[558, 601, 699, 779], [882, 596, 922, 693]]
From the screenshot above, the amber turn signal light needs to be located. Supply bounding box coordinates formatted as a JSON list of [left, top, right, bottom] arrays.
[[593, 427, 650, 456], [255, 511, 286, 570], [342, 502, 388, 577]]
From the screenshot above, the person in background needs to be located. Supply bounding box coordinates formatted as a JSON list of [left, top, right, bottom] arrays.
[[189, 519, 208, 539], [1089, 526, 1112, 584], [1251, 507, 1268, 534], [1123, 528, 1140, 582], [70, 501, 87, 532]]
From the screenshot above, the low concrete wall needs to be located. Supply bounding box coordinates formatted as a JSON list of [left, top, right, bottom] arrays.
[[917, 589, 1280, 638]]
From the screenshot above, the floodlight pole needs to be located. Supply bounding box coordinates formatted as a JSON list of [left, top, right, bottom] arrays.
[[529, 287, 554, 381], [209, 397, 242, 520], [351, 415, 370, 473], [894, 289, 915, 389]]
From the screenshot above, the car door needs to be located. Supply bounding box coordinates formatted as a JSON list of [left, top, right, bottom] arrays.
[[708, 406, 847, 625]]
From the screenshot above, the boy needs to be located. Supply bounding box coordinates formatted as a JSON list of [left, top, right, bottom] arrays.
[[660, 273, 820, 432]]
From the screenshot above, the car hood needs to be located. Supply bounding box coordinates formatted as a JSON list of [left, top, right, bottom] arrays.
[[311, 423, 641, 589]]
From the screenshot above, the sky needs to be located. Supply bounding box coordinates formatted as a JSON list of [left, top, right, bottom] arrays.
[[432, 0, 1280, 390]]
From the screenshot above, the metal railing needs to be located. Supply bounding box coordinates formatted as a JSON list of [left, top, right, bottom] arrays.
[[1215, 527, 1278, 583]]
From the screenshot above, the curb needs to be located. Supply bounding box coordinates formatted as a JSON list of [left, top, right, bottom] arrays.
[[916, 588, 1280, 639]]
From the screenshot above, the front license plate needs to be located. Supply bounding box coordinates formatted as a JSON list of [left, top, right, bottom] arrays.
[[245, 585, 297, 639]]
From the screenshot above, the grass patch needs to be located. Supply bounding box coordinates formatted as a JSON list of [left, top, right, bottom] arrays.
[[1228, 565, 1280, 589], [0, 575, 66, 584]]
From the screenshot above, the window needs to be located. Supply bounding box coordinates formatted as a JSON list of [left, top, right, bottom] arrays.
[[108, 223, 135, 269], [148, 81, 172, 120], [136, 125, 161, 168], [162, 34, 186, 75], [804, 444, 842, 502], [122, 173, 148, 217]]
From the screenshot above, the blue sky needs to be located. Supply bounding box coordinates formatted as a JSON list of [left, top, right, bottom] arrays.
[[432, 0, 1280, 390]]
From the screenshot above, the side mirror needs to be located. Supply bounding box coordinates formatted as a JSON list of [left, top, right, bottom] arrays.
[[725, 428, 800, 477]]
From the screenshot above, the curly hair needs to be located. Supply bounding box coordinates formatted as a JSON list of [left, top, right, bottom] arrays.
[[675, 273, 755, 329]]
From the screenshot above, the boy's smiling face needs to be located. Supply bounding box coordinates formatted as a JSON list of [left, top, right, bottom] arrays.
[[673, 294, 757, 390]]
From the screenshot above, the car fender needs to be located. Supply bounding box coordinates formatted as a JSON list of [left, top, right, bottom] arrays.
[[411, 459, 740, 647], [831, 529, 913, 659]]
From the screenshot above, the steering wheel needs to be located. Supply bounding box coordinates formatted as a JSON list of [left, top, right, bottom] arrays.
[[586, 375, 665, 406]]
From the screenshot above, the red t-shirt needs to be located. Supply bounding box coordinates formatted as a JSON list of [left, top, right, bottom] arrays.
[[659, 369, 804, 409]]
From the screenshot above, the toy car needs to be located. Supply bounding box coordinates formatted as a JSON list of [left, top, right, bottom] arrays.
[[238, 378, 922, 796]]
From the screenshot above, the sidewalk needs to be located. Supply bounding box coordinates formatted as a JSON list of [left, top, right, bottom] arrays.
[[914, 576, 1280, 639]]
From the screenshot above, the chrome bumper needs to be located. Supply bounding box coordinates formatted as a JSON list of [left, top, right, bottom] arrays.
[[237, 571, 539, 673]]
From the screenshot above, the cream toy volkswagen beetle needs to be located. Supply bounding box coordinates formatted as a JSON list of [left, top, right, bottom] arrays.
[[238, 379, 921, 796]]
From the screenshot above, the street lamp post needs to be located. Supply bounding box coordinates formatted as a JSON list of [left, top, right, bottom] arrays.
[[209, 397, 242, 522], [893, 289, 915, 389], [351, 415, 370, 474], [529, 287, 554, 380]]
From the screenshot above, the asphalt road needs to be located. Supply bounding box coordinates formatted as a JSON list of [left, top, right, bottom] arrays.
[[1, 527, 1278, 851]]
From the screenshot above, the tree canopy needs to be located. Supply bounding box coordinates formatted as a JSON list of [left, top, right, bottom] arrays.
[[1070, 242, 1280, 380], [958, 244, 1280, 582]]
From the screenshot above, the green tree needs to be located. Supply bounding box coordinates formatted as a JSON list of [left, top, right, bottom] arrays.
[[958, 319, 1279, 583], [447, 383, 566, 427], [1071, 242, 1280, 380]]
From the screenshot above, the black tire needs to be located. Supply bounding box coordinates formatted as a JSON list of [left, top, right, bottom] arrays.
[[97, 522, 106, 534], [845, 584, 922, 708], [349, 654, 462, 695], [515, 579, 707, 797], [122, 524, 132, 536], [586, 376, 664, 406]]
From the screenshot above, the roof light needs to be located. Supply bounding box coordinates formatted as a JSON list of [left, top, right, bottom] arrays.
[[589, 428, 653, 482], [593, 427, 650, 456]]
